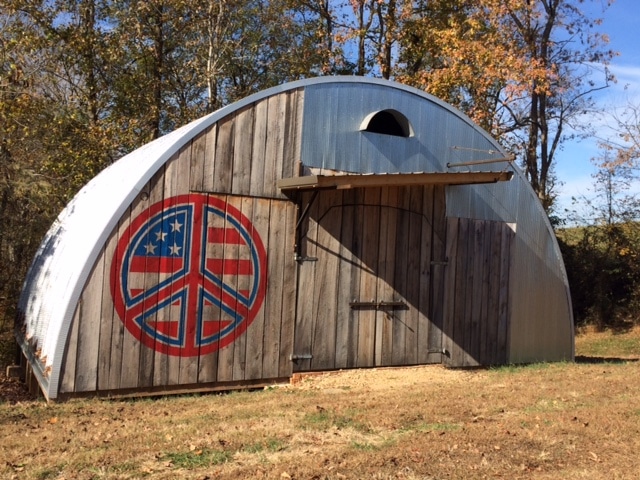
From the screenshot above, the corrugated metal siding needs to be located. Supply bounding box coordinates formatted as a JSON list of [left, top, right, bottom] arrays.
[[301, 83, 502, 174], [446, 169, 573, 363]]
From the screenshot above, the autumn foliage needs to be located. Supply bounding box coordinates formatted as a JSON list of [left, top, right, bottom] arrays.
[[0, 0, 623, 338]]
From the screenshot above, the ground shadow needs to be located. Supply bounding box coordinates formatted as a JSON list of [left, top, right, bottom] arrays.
[[575, 355, 639, 364]]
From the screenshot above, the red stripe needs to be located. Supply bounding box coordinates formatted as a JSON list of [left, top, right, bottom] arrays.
[[202, 320, 233, 338], [145, 320, 180, 339], [130, 256, 183, 273], [208, 227, 246, 245], [206, 259, 253, 275]]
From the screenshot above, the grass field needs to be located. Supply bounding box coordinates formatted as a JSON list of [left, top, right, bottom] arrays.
[[1, 326, 640, 479]]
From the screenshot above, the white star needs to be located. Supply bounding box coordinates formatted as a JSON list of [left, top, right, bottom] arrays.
[[155, 230, 167, 242], [169, 243, 182, 256], [144, 242, 157, 254], [170, 219, 183, 232]]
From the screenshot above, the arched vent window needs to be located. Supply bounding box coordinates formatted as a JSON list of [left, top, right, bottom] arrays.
[[361, 109, 413, 138]]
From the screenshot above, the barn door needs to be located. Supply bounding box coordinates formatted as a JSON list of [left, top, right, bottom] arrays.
[[442, 217, 515, 367], [292, 185, 446, 373]]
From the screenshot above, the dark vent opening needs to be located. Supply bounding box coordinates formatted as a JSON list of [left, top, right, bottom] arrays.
[[364, 110, 411, 137]]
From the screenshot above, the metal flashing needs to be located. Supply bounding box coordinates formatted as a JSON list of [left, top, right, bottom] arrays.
[[278, 171, 513, 191]]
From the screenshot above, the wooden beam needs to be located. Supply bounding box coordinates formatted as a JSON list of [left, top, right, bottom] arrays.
[[277, 171, 514, 191]]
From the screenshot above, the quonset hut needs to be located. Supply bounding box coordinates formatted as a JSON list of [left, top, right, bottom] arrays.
[[16, 77, 574, 400]]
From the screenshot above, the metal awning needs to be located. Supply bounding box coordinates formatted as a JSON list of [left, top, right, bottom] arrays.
[[277, 171, 513, 192]]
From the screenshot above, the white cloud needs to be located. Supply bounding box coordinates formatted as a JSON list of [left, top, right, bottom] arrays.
[[610, 63, 640, 86]]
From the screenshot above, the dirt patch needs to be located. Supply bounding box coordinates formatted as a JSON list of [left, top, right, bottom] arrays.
[[0, 373, 30, 404], [2, 328, 640, 479]]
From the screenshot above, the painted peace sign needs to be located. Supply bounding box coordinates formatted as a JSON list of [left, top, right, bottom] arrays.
[[110, 194, 267, 356]]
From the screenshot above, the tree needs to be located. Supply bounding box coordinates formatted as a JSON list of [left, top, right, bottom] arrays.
[[598, 98, 640, 168], [398, 0, 615, 211], [559, 155, 640, 328], [0, 7, 59, 328], [502, 0, 615, 211]]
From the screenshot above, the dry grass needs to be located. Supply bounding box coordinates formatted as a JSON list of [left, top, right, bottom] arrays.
[[2, 327, 640, 479]]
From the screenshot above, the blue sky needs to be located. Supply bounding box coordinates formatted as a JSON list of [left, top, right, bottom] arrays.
[[554, 0, 640, 221]]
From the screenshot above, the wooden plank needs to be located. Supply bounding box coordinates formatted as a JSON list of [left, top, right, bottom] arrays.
[[157, 148, 187, 387], [97, 227, 119, 391], [412, 187, 436, 364], [310, 190, 342, 370], [231, 196, 254, 381], [213, 116, 235, 193], [201, 124, 217, 192], [216, 194, 243, 382], [486, 221, 503, 365], [196, 193, 222, 384], [459, 218, 474, 367], [379, 188, 400, 366], [74, 251, 104, 392], [478, 220, 493, 365], [263, 94, 285, 197], [357, 188, 381, 367], [334, 189, 356, 369], [427, 186, 446, 363], [196, 346, 219, 385], [278, 201, 297, 378], [293, 191, 320, 372], [106, 215, 131, 390], [287, 89, 304, 180], [467, 219, 485, 367], [245, 197, 269, 380], [174, 149, 198, 386], [346, 190, 365, 368], [117, 192, 151, 388], [450, 217, 469, 367], [149, 150, 178, 387], [391, 187, 411, 366], [482, 221, 495, 363], [403, 186, 423, 365], [441, 217, 459, 367], [190, 130, 208, 192], [136, 167, 166, 388], [282, 90, 302, 182], [249, 99, 268, 198], [59, 307, 80, 393], [231, 106, 255, 195], [497, 224, 514, 364]]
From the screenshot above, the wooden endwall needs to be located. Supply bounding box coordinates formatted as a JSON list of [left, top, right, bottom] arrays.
[[189, 89, 303, 199], [60, 90, 302, 395], [293, 185, 447, 372], [442, 217, 514, 367]]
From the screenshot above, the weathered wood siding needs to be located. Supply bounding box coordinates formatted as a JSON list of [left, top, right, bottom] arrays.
[[60, 91, 302, 395], [293, 185, 447, 371], [442, 217, 514, 366]]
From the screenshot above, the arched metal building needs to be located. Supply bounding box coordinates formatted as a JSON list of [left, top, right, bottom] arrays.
[[16, 77, 574, 400]]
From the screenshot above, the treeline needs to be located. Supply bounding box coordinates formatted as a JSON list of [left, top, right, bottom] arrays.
[[558, 163, 640, 329], [560, 222, 640, 330], [0, 0, 616, 331]]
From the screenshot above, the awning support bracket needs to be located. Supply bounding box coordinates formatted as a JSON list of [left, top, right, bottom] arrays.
[[294, 190, 319, 263]]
